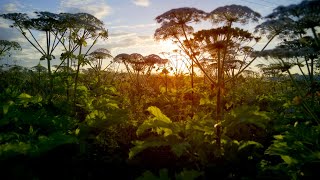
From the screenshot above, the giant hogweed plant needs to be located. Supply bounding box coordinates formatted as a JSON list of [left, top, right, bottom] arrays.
[[73, 79, 128, 152], [129, 105, 270, 167], [0, 91, 77, 159], [259, 95, 320, 179], [260, 118, 320, 179]]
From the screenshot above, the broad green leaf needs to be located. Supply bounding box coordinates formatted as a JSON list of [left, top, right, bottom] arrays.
[[85, 110, 107, 126], [147, 106, 171, 123], [136, 118, 173, 136], [136, 106, 174, 136], [281, 155, 298, 165], [171, 142, 190, 157], [274, 135, 284, 140], [32, 95, 42, 103], [156, 127, 173, 137], [77, 85, 88, 92], [18, 93, 32, 99], [223, 105, 270, 129], [75, 128, 80, 136]]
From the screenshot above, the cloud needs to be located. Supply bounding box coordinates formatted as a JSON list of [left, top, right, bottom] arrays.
[[90, 27, 172, 58], [132, 0, 150, 7], [109, 32, 136, 38], [108, 33, 153, 50], [109, 23, 156, 29], [0, 2, 25, 13], [59, 0, 112, 19], [2, 3, 18, 12], [0, 2, 40, 17]]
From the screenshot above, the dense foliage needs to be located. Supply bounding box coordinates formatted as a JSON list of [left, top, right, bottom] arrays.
[[0, 0, 319, 179]]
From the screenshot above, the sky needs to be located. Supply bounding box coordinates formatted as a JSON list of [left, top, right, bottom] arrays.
[[0, 0, 302, 70]]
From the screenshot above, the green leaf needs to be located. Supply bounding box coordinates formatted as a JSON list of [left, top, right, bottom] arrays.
[[223, 105, 270, 129], [17, 93, 33, 107], [136, 106, 174, 136], [274, 135, 284, 140], [238, 141, 263, 151], [147, 106, 172, 123], [156, 127, 173, 137], [171, 142, 190, 157], [0, 142, 32, 159], [136, 119, 173, 136], [281, 155, 298, 165], [85, 110, 106, 126], [3, 104, 9, 115], [18, 93, 32, 99], [75, 128, 80, 136]]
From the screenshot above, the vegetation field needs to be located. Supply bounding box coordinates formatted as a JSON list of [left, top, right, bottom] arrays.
[[0, 0, 319, 179]]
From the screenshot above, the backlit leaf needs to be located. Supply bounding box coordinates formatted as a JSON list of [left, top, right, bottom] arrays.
[[147, 106, 171, 123]]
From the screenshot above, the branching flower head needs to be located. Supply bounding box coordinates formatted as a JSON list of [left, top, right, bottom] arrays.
[[89, 48, 112, 59], [154, 8, 207, 41], [155, 7, 208, 24], [154, 21, 193, 41], [144, 54, 163, 65], [0, 13, 30, 28], [208, 4, 261, 25], [255, 17, 296, 39], [114, 53, 130, 63]]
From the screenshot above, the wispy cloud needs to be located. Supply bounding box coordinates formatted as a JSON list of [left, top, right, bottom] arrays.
[[59, 0, 112, 19], [0, 2, 25, 13], [110, 23, 156, 29], [107, 33, 152, 46], [3, 3, 18, 12], [132, 0, 150, 7], [0, 1, 40, 18]]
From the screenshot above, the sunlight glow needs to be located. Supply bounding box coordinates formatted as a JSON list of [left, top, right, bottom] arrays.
[[158, 41, 191, 76]]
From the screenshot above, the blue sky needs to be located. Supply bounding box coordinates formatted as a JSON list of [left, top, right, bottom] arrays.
[[0, 0, 300, 68]]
